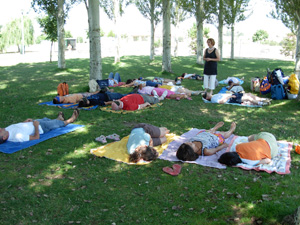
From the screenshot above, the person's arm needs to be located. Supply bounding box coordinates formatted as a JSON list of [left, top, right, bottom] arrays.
[[227, 83, 240, 90], [149, 138, 153, 147], [24, 119, 33, 122], [29, 120, 40, 140], [218, 95, 233, 104], [257, 158, 272, 165], [205, 49, 220, 62], [138, 84, 143, 90], [204, 143, 229, 156], [104, 101, 113, 105], [138, 102, 150, 110], [203, 49, 207, 61]]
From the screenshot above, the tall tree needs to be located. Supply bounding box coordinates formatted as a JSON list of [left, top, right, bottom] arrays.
[[100, 0, 128, 63], [57, 0, 65, 68], [0, 17, 34, 53], [269, 0, 300, 82], [171, 0, 189, 57], [37, 15, 57, 62], [223, 0, 251, 60], [31, 0, 76, 68], [83, 0, 102, 80], [162, 0, 172, 72], [135, 0, 162, 61], [217, 0, 224, 60], [182, 0, 212, 65]]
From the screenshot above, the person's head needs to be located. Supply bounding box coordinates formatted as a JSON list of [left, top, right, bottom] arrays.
[[218, 152, 242, 166], [129, 146, 158, 163], [207, 38, 215, 47], [176, 143, 200, 161], [126, 79, 133, 84], [111, 100, 122, 110], [228, 79, 233, 86], [202, 92, 212, 101], [78, 98, 90, 107], [0, 128, 9, 145], [53, 96, 61, 104], [181, 73, 187, 78]]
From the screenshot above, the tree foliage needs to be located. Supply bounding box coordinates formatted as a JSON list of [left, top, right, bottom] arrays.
[[0, 17, 34, 53], [135, 0, 162, 24], [37, 15, 57, 42], [252, 29, 269, 42], [188, 24, 210, 54], [280, 33, 296, 58], [100, 0, 130, 20]]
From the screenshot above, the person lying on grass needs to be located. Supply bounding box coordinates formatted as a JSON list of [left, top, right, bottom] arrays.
[[109, 93, 160, 111], [137, 85, 191, 100], [53, 91, 101, 104], [0, 110, 79, 144], [127, 123, 169, 163], [202, 92, 272, 105], [159, 84, 202, 96], [218, 132, 278, 166], [176, 122, 236, 161]]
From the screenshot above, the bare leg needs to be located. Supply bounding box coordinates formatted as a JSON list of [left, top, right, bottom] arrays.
[[159, 127, 170, 137], [208, 121, 224, 133], [169, 94, 185, 99], [64, 109, 79, 125], [218, 122, 236, 139]]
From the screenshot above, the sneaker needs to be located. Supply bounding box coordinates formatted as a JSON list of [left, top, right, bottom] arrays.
[[158, 90, 168, 100], [152, 90, 159, 98]]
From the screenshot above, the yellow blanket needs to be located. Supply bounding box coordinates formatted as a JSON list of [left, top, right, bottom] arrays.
[[90, 133, 178, 165], [100, 103, 163, 114]]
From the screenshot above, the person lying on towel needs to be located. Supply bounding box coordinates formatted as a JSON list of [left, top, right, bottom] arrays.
[[202, 92, 272, 105], [52, 88, 114, 104], [127, 123, 169, 163], [176, 122, 236, 161], [137, 85, 190, 100], [218, 132, 278, 166], [110, 94, 160, 111], [0, 110, 79, 144]]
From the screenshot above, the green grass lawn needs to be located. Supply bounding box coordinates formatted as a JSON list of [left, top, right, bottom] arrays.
[[1, 56, 300, 224]]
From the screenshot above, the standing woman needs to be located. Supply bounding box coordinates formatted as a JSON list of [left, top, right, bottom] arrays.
[[203, 38, 220, 95]]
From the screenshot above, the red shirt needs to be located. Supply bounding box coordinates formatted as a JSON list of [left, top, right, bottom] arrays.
[[121, 94, 144, 111]]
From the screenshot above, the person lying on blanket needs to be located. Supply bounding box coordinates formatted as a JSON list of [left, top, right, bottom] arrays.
[[127, 123, 169, 163], [218, 132, 279, 166], [123, 78, 162, 88], [176, 122, 236, 161], [109, 94, 160, 111], [53, 91, 101, 104], [202, 92, 272, 105], [78, 91, 128, 107], [159, 84, 202, 96], [137, 85, 191, 100], [0, 110, 79, 144]]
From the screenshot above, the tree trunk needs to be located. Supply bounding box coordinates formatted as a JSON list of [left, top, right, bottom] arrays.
[[57, 0, 65, 69], [150, 0, 155, 61], [114, 0, 121, 63], [50, 41, 53, 63], [230, 25, 235, 60], [173, 10, 179, 58], [295, 21, 300, 101], [162, 0, 172, 72], [195, 1, 204, 65], [88, 0, 102, 80], [218, 0, 223, 60]]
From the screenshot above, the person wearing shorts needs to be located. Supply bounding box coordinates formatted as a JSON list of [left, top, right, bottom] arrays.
[[126, 123, 169, 163], [176, 122, 236, 161]]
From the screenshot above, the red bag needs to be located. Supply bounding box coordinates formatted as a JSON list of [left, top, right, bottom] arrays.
[[57, 82, 69, 96]]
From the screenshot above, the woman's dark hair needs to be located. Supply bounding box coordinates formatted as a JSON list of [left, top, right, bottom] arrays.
[[53, 98, 60, 104], [202, 92, 207, 100], [218, 152, 242, 166], [0, 137, 7, 145], [181, 73, 186, 78], [126, 79, 133, 84], [129, 146, 158, 163], [176, 143, 199, 161]]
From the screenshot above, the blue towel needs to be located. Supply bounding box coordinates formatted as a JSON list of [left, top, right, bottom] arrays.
[[39, 101, 98, 110], [0, 124, 84, 154]]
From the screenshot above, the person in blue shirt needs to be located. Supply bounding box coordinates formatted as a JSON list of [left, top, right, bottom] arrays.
[[126, 123, 169, 163]]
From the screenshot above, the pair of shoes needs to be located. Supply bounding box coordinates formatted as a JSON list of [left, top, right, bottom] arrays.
[[106, 133, 120, 141], [158, 90, 168, 100], [152, 90, 159, 99], [95, 135, 107, 143], [163, 164, 182, 176]]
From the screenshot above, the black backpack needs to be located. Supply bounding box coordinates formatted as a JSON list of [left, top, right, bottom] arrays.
[[267, 68, 284, 85]]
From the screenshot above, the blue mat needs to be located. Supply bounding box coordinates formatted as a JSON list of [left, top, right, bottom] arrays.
[[39, 101, 98, 110], [0, 124, 84, 154]]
